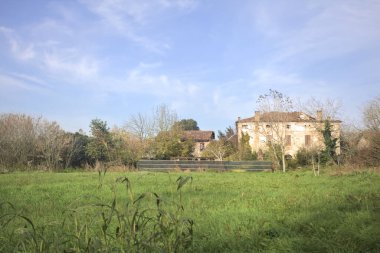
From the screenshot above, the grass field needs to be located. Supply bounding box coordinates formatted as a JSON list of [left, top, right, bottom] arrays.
[[1, 169, 379, 252]]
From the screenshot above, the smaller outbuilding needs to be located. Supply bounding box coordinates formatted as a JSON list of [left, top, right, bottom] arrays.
[[181, 130, 215, 157]]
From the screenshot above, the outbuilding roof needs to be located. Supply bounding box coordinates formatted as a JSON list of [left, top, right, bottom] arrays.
[[181, 130, 215, 142]]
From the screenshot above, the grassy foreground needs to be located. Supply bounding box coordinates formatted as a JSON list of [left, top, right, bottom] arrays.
[[0, 170, 379, 252]]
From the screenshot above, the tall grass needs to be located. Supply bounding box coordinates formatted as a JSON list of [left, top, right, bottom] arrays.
[[0, 173, 193, 252], [0, 170, 379, 252]]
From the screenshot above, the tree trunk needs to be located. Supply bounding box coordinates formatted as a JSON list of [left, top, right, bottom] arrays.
[[281, 152, 286, 172], [317, 153, 320, 176]]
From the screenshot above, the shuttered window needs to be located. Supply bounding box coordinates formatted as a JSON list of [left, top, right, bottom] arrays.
[[285, 135, 291, 146], [305, 135, 311, 146]]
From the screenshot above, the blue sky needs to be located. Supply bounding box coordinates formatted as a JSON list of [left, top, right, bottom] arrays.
[[0, 0, 379, 133]]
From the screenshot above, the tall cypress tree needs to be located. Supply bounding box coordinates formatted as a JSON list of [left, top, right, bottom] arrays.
[[321, 120, 338, 164]]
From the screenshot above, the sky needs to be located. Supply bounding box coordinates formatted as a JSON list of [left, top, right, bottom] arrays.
[[0, 0, 379, 133]]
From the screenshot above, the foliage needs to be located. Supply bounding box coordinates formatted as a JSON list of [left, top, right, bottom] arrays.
[[109, 128, 140, 168], [180, 138, 195, 158], [295, 147, 318, 167], [86, 119, 113, 164], [60, 131, 91, 168], [153, 130, 194, 159], [202, 139, 235, 161], [265, 143, 282, 170], [173, 119, 200, 131], [229, 132, 257, 161], [320, 120, 338, 164]]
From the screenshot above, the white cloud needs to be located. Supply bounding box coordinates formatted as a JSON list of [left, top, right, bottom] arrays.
[[42, 50, 99, 79], [0, 73, 47, 92], [251, 69, 303, 86], [1, 25, 100, 80], [122, 63, 199, 97], [248, 0, 380, 68], [79, 0, 197, 53], [81, 0, 197, 25], [0, 27, 36, 61]]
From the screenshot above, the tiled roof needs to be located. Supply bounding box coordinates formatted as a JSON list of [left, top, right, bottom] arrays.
[[182, 130, 215, 142], [237, 111, 341, 123]]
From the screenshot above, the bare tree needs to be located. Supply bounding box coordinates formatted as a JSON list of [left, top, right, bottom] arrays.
[[257, 89, 293, 172], [202, 139, 233, 161], [0, 114, 40, 169], [125, 113, 154, 142], [0, 114, 65, 171], [363, 95, 380, 131], [124, 104, 178, 159], [152, 104, 178, 135], [298, 96, 342, 166], [299, 96, 341, 121], [125, 104, 177, 140], [37, 120, 65, 170]]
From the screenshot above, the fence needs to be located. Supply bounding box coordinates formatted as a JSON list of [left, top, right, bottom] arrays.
[[137, 160, 272, 172]]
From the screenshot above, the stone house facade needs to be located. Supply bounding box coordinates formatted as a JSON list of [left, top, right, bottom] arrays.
[[181, 130, 215, 157], [236, 111, 341, 157]]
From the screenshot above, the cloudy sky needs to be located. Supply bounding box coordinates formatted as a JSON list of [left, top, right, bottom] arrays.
[[0, 0, 379, 133]]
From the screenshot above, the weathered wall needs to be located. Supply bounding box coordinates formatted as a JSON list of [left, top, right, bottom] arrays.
[[237, 121, 341, 157]]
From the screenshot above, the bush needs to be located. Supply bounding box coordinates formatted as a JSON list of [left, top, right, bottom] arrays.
[[296, 148, 312, 166]]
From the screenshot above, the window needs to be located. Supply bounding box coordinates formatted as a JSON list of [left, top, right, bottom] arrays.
[[286, 124, 291, 129], [242, 124, 248, 130], [266, 124, 271, 128], [305, 135, 311, 146], [285, 135, 291, 146], [200, 142, 205, 151]]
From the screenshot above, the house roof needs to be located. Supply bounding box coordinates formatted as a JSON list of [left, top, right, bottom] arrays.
[[181, 130, 215, 142], [237, 111, 341, 123]]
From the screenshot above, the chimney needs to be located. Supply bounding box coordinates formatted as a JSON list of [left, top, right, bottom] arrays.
[[316, 110, 323, 121], [237, 116, 241, 121], [255, 111, 261, 122]]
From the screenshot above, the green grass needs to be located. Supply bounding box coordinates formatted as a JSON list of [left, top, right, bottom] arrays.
[[1, 170, 379, 252]]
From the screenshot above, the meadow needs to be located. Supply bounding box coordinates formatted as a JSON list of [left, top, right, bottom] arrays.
[[0, 169, 379, 252]]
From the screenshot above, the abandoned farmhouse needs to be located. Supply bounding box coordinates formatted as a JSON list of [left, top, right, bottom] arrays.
[[236, 111, 341, 157]]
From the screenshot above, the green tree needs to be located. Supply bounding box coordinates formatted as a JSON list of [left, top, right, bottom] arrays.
[[238, 132, 257, 160], [180, 138, 195, 157], [218, 126, 238, 150], [320, 120, 338, 164], [153, 131, 183, 159], [110, 127, 145, 169], [173, 119, 199, 131], [86, 119, 112, 164], [61, 131, 91, 168]]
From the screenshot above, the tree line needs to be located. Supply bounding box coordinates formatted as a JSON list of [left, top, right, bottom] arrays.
[[1, 94, 379, 172], [0, 104, 252, 171]]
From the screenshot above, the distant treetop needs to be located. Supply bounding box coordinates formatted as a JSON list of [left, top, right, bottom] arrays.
[[173, 119, 200, 131]]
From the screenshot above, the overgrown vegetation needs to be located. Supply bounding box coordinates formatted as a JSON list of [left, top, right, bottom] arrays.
[[0, 173, 194, 252], [0, 171, 379, 252], [1, 94, 379, 172]]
